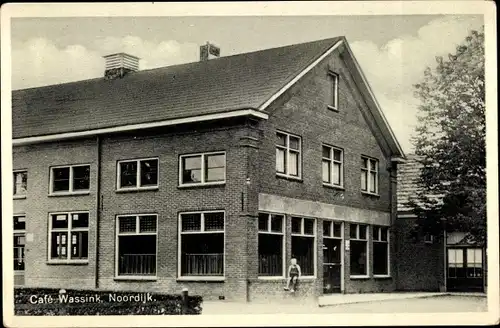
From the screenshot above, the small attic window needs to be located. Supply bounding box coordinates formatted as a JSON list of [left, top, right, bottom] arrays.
[[328, 71, 339, 111]]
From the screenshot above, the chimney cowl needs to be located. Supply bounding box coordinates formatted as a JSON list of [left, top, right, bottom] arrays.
[[103, 53, 140, 79]]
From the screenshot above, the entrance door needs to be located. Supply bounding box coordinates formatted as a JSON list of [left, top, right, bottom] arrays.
[[323, 238, 342, 294], [447, 248, 484, 292]]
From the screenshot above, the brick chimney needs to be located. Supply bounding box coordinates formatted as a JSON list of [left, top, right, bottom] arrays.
[[103, 53, 140, 79], [200, 42, 221, 61]]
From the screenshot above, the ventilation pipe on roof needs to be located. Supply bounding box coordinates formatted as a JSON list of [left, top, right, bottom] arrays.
[[103, 53, 140, 79], [200, 42, 221, 61]]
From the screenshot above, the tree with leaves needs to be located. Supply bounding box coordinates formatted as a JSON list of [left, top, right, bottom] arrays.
[[410, 28, 486, 243]]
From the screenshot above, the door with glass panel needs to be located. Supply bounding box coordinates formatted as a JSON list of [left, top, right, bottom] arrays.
[[323, 220, 342, 294], [447, 247, 484, 292]]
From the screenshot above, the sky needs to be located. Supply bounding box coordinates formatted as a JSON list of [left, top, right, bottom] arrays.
[[10, 15, 484, 153]]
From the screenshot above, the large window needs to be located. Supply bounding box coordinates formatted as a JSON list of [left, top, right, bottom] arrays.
[[116, 215, 157, 277], [350, 224, 368, 277], [179, 152, 226, 186], [258, 213, 284, 277], [361, 157, 378, 194], [447, 248, 464, 278], [50, 165, 90, 194], [117, 158, 158, 190], [276, 131, 301, 178], [179, 211, 225, 277], [373, 226, 389, 276], [48, 212, 89, 262], [466, 248, 483, 278], [14, 215, 26, 271], [322, 145, 344, 187], [291, 217, 316, 276], [328, 71, 339, 111], [13, 171, 27, 198]]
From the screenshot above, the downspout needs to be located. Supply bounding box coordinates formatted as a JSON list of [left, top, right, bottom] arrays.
[[94, 135, 102, 289]]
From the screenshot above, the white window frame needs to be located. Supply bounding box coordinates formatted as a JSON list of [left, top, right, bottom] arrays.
[[372, 226, 391, 278], [276, 131, 302, 179], [257, 212, 286, 279], [327, 71, 339, 111], [322, 145, 344, 188], [290, 216, 317, 278], [361, 156, 379, 195], [178, 151, 226, 187], [177, 210, 226, 280], [349, 223, 369, 278], [47, 211, 89, 264], [13, 170, 28, 199], [116, 157, 159, 191], [49, 164, 91, 195], [115, 214, 158, 280], [14, 215, 26, 273]]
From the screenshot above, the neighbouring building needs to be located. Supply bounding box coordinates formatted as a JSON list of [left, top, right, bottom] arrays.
[[395, 155, 486, 293], [12, 37, 407, 302]]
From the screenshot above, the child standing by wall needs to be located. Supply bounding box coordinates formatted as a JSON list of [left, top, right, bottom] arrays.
[[284, 258, 301, 292]]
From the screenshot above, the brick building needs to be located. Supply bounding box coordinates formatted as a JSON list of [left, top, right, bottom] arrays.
[[12, 37, 406, 302]]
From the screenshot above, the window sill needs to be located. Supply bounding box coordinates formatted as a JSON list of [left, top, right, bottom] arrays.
[[116, 186, 159, 193], [47, 260, 89, 265], [48, 191, 90, 197], [13, 195, 27, 200], [177, 276, 225, 282], [373, 275, 392, 279], [178, 182, 226, 189], [361, 191, 380, 198], [257, 276, 286, 281], [297, 276, 316, 280], [327, 105, 339, 112], [350, 275, 370, 280], [14, 270, 25, 274], [276, 174, 303, 182], [114, 276, 157, 281], [322, 184, 345, 191]]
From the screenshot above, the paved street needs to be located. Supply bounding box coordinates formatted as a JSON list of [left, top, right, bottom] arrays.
[[202, 295, 487, 314]]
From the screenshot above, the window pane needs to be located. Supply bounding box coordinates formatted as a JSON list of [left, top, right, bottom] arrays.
[[330, 74, 338, 107], [359, 225, 367, 240], [120, 162, 137, 188], [258, 213, 268, 231], [373, 227, 380, 241], [322, 146, 331, 159], [276, 148, 286, 173], [14, 171, 27, 195], [322, 160, 331, 183], [73, 166, 90, 190], [370, 159, 377, 171], [181, 213, 201, 232], [324, 238, 341, 263], [181, 233, 224, 276], [205, 154, 225, 182], [70, 231, 88, 259], [182, 156, 201, 184], [332, 163, 341, 185], [350, 224, 357, 239], [369, 172, 377, 193], [51, 232, 67, 259], [118, 235, 156, 276], [71, 213, 89, 228], [270, 215, 283, 233], [288, 151, 299, 176], [333, 149, 342, 162], [14, 216, 26, 231], [276, 133, 286, 146], [259, 234, 283, 276], [323, 221, 332, 237], [362, 157, 368, 169], [204, 212, 224, 231], [140, 159, 158, 186], [361, 171, 368, 191], [53, 167, 70, 192], [381, 227, 388, 241], [350, 240, 367, 275], [119, 216, 136, 233], [139, 215, 157, 233], [52, 214, 68, 229], [292, 236, 314, 276], [304, 218, 315, 235], [333, 222, 342, 238], [373, 242, 388, 275], [289, 136, 300, 150], [14, 234, 25, 270], [448, 249, 456, 264], [291, 217, 301, 234]]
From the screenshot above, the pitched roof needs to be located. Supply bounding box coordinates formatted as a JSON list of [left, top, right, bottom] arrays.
[[12, 37, 342, 139]]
